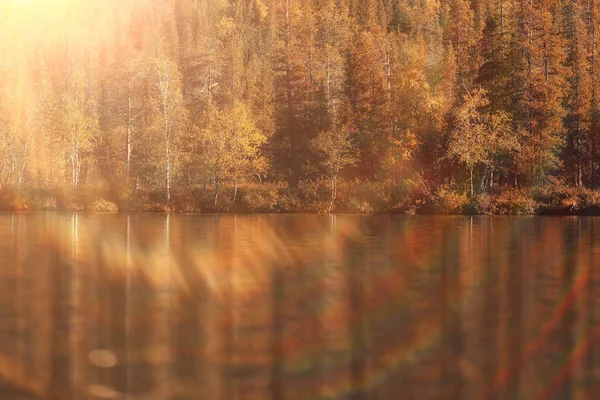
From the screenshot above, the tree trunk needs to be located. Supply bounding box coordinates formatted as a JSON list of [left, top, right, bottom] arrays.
[[214, 176, 219, 209], [470, 166, 474, 197], [328, 177, 337, 213], [71, 144, 75, 188], [577, 136, 583, 187], [591, 0, 598, 189], [17, 140, 29, 185], [76, 144, 80, 187], [326, 60, 331, 111], [233, 180, 238, 203], [126, 81, 132, 181], [159, 61, 171, 203], [479, 166, 489, 193], [72, 140, 79, 189], [165, 144, 171, 202]]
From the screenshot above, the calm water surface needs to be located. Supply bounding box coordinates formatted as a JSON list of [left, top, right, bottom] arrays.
[[0, 214, 599, 400]]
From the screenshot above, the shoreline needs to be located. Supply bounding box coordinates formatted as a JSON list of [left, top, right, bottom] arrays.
[[2, 208, 599, 216], [2, 181, 600, 216]]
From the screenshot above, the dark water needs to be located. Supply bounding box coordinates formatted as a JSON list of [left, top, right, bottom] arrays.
[[0, 214, 599, 400]]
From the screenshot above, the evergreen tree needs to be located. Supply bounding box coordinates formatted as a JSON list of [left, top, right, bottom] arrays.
[[0, 0, 599, 210], [563, 0, 592, 187]]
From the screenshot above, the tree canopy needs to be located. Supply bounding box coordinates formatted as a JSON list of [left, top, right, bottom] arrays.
[[0, 0, 598, 211]]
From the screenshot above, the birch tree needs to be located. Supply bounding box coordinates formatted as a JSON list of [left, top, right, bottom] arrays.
[[64, 65, 99, 189], [448, 88, 518, 196], [201, 101, 266, 208], [151, 56, 187, 202], [311, 123, 356, 213]]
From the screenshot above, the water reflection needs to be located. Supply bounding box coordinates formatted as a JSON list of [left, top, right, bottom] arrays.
[[0, 214, 599, 399]]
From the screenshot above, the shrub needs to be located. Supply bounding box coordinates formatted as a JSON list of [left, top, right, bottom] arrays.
[[170, 192, 200, 213], [475, 188, 536, 215], [277, 189, 303, 212], [0, 186, 39, 211], [193, 185, 233, 212], [142, 202, 173, 212], [388, 179, 428, 214], [347, 198, 375, 214], [215, 186, 234, 212], [582, 189, 600, 210], [296, 179, 330, 212], [432, 185, 468, 214], [10, 194, 30, 211], [531, 179, 600, 214], [237, 182, 286, 212], [341, 180, 388, 213], [32, 196, 57, 211], [90, 198, 119, 212]]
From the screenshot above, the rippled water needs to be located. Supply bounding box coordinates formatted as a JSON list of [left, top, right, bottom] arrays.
[[0, 214, 599, 399]]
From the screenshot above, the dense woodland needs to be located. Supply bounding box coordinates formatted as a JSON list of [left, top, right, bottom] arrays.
[[2, 0, 600, 214]]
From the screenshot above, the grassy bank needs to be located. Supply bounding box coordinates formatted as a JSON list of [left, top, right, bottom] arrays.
[[2, 180, 600, 215]]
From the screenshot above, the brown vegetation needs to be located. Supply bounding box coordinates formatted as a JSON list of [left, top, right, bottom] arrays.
[[1, 179, 598, 215], [0, 1, 600, 214]]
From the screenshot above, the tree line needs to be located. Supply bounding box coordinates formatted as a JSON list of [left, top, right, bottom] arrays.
[[1, 0, 599, 212]]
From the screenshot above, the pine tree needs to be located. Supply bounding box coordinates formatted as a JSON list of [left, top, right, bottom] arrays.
[[441, 0, 479, 97], [344, 26, 390, 179], [475, 0, 519, 186], [0, 0, 599, 209], [588, 0, 600, 188], [272, 0, 314, 184], [564, 0, 592, 187], [512, 0, 567, 186]]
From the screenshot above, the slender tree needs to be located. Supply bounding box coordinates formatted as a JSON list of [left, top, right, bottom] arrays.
[[311, 123, 357, 212], [447, 88, 517, 196]]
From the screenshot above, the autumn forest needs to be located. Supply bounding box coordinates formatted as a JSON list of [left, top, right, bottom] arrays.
[[1, 0, 600, 214]]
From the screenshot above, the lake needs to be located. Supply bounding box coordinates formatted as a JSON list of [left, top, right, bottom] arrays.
[[0, 214, 598, 399]]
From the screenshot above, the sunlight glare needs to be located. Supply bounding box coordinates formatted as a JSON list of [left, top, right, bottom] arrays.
[[6, 0, 70, 13], [2, 0, 71, 31]]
